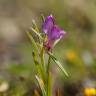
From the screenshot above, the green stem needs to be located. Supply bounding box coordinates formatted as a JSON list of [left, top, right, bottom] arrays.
[[41, 14, 45, 22], [40, 47, 45, 69], [32, 52, 45, 81], [40, 46, 47, 84], [47, 55, 51, 73], [47, 55, 52, 96]]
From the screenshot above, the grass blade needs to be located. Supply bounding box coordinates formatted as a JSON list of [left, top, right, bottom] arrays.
[[30, 27, 43, 40], [35, 75, 46, 96], [48, 52, 69, 77], [41, 14, 45, 22], [26, 31, 38, 54], [32, 19, 39, 32], [32, 52, 46, 82]]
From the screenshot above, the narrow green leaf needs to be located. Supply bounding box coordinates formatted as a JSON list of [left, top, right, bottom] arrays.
[[26, 31, 38, 54], [35, 75, 46, 96], [32, 52, 46, 82], [39, 47, 46, 83], [40, 47, 45, 70], [30, 27, 43, 40], [48, 52, 69, 77], [32, 19, 39, 32], [47, 55, 51, 73], [41, 14, 45, 22]]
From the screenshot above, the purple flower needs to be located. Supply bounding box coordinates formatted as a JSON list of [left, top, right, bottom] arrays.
[[42, 15, 66, 51], [42, 15, 54, 34]]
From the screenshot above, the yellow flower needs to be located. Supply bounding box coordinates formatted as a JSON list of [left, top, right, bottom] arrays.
[[84, 88, 96, 96], [66, 51, 77, 61]]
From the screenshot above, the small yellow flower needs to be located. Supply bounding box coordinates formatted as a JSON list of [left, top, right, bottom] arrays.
[[84, 88, 96, 96], [66, 51, 77, 61]]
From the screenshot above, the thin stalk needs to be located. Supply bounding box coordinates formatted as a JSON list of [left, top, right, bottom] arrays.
[[41, 14, 45, 22], [30, 27, 43, 40], [32, 52, 45, 81], [35, 75, 46, 96], [32, 19, 40, 33], [40, 46, 46, 72], [47, 55, 51, 73], [47, 55, 52, 96], [40, 47, 45, 68], [40, 46, 47, 84]]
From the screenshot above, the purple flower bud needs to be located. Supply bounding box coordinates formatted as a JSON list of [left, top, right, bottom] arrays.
[[42, 15, 66, 51]]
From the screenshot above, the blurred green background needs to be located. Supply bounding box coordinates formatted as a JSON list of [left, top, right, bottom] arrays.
[[0, 0, 96, 96]]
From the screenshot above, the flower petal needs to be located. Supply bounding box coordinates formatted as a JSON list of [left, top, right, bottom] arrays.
[[42, 15, 54, 34], [59, 30, 66, 39], [48, 25, 66, 41]]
